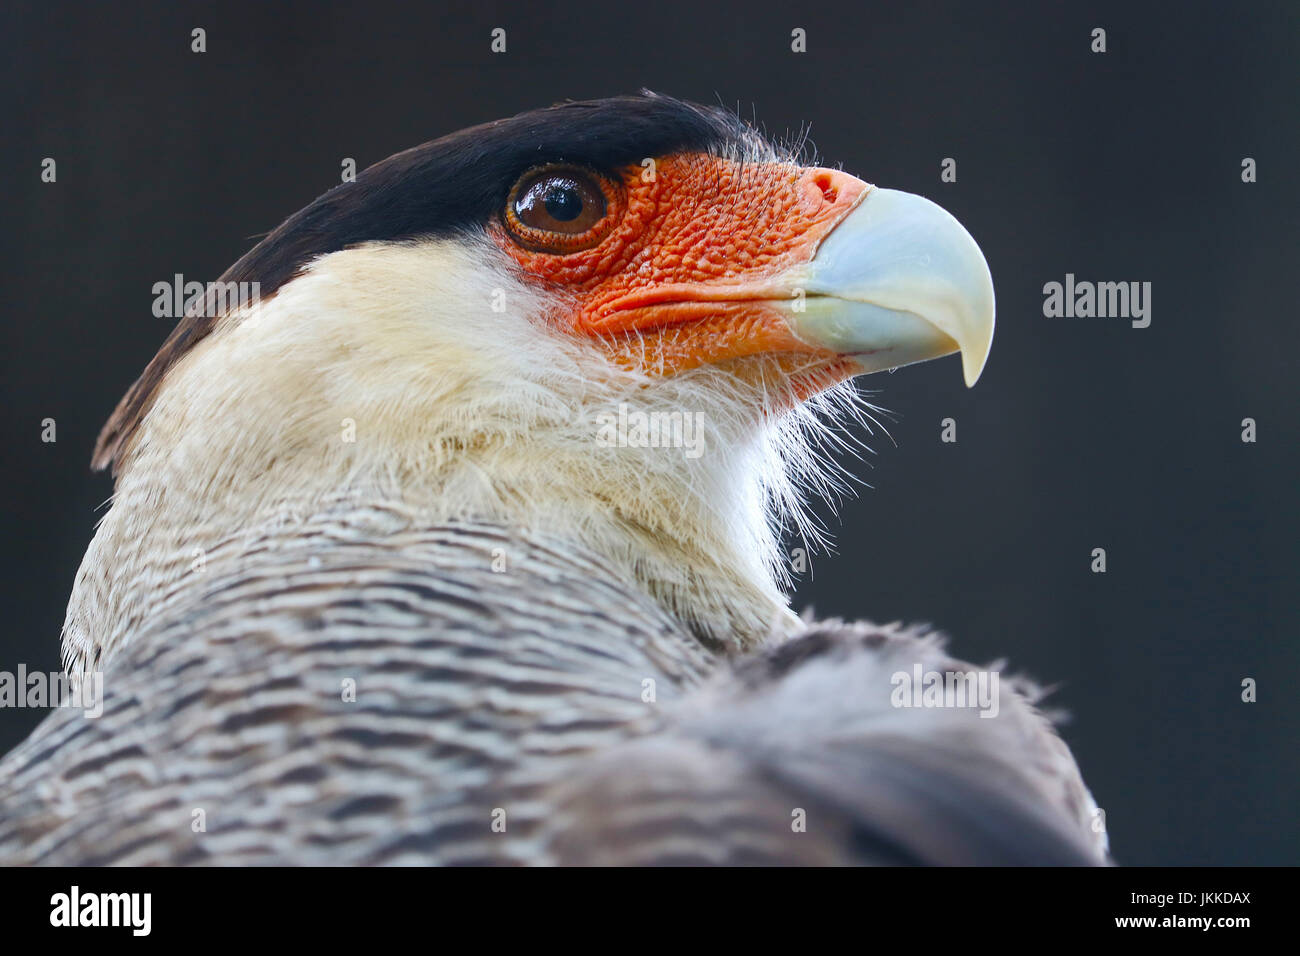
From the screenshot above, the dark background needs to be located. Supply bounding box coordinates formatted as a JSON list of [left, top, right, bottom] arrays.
[[2, 1, 1295, 865]]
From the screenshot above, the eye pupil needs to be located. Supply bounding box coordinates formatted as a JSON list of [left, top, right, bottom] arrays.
[[543, 187, 582, 222], [506, 165, 616, 252]]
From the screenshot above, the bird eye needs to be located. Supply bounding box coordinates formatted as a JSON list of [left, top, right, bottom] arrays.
[[504, 165, 619, 253]]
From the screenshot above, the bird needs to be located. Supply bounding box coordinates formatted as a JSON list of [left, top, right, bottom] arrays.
[[0, 93, 1107, 865]]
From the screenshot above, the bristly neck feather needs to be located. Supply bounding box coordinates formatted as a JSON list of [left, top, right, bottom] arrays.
[[65, 239, 873, 674]]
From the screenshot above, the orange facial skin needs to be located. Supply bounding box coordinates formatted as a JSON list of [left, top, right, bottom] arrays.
[[493, 154, 871, 394]]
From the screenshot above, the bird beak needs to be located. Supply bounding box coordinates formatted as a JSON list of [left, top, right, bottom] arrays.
[[779, 187, 996, 387]]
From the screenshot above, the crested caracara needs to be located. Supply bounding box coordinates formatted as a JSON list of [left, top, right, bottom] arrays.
[[0, 94, 1105, 865]]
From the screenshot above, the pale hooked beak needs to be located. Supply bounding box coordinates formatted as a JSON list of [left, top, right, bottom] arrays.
[[780, 187, 996, 387]]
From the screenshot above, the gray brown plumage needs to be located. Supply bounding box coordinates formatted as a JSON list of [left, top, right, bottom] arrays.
[[1, 518, 1099, 865]]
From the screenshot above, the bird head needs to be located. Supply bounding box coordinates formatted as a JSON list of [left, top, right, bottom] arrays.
[[78, 94, 994, 658]]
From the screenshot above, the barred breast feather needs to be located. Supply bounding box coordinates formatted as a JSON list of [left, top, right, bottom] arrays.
[[0, 512, 1103, 865]]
